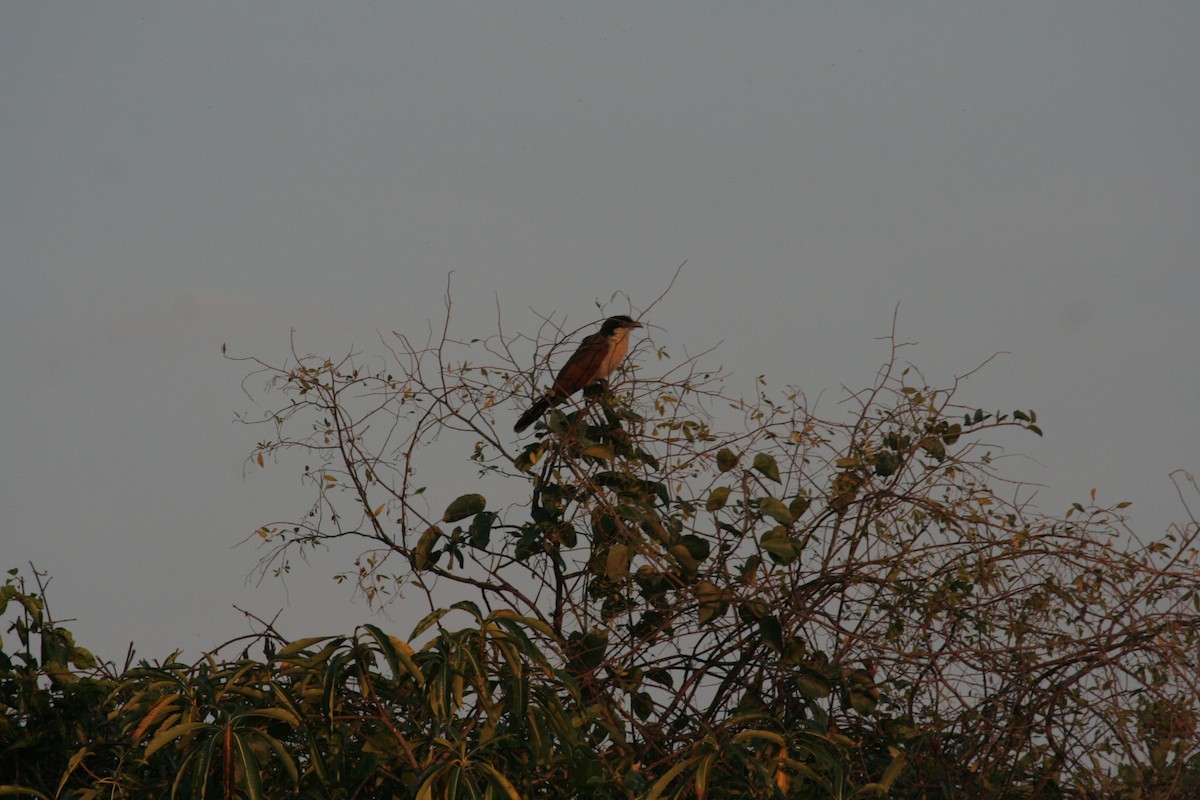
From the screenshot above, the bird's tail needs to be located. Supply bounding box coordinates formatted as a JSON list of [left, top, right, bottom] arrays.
[[514, 397, 552, 432]]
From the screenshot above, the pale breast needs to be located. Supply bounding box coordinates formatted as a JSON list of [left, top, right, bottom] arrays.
[[597, 330, 631, 379]]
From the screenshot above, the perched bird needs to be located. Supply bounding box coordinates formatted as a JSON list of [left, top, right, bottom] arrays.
[[514, 315, 643, 433]]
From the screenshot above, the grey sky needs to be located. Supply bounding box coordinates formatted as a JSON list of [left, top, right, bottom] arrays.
[[2, 2, 1197, 659]]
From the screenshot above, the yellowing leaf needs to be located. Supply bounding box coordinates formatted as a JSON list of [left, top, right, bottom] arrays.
[[132, 694, 182, 745], [144, 721, 210, 758], [581, 444, 616, 460], [388, 635, 415, 657], [706, 487, 731, 512], [412, 525, 442, 570], [605, 544, 631, 581], [276, 636, 337, 659], [443, 494, 486, 522], [696, 581, 730, 625], [774, 760, 792, 793]]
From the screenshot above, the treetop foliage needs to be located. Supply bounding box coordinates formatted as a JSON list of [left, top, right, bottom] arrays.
[[3, 295, 1198, 799]]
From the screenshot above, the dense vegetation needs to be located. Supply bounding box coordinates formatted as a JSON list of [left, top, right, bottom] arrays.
[[4, 305, 1198, 798]]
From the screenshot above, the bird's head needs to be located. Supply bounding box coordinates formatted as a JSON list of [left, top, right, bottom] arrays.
[[601, 315, 642, 335]]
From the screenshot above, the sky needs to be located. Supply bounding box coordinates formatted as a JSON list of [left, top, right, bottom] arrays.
[[2, 2, 1197, 661]]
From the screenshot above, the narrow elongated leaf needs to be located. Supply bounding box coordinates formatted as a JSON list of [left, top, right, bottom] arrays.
[[478, 763, 522, 800], [0, 788, 51, 799], [489, 609, 557, 640], [695, 752, 716, 800], [243, 707, 301, 726], [411, 607, 452, 639], [259, 732, 300, 788], [731, 728, 787, 748], [232, 733, 265, 800], [646, 757, 700, 800], [54, 747, 90, 799], [132, 694, 182, 744], [144, 721, 210, 758]]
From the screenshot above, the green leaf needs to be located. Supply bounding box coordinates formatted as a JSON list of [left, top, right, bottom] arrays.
[[847, 668, 880, 715], [716, 448, 739, 472], [738, 599, 769, 622], [572, 629, 609, 671], [942, 423, 962, 445], [477, 763, 522, 800], [631, 691, 654, 720], [795, 670, 832, 699], [789, 495, 812, 518], [759, 616, 783, 651], [752, 453, 781, 483], [645, 668, 674, 689], [706, 486, 731, 512], [760, 527, 799, 565], [411, 607, 452, 639], [920, 436, 946, 462], [872, 451, 902, 477], [468, 511, 495, 549], [360, 624, 426, 687], [443, 494, 486, 522], [678, 535, 711, 564], [232, 733, 265, 800], [670, 543, 698, 575], [259, 732, 300, 788], [757, 496, 793, 525], [243, 707, 302, 727], [646, 757, 700, 800]]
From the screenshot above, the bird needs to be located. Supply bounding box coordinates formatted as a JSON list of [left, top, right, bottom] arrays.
[[514, 315, 643, 433]]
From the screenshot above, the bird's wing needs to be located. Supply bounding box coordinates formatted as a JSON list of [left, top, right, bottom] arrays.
[[549, 331, 609, 397]]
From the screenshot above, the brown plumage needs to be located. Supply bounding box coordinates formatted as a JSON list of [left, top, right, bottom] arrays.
[[514, 315, 643, 433]]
